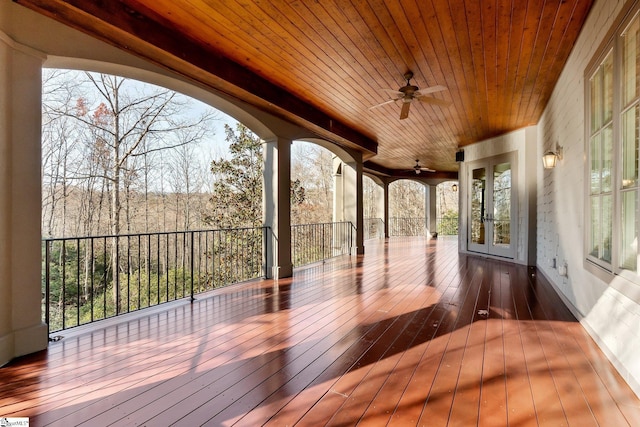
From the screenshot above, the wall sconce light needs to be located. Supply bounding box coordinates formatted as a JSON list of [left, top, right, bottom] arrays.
[[451, 183, 458, 192], [542, 144, 563, 169]]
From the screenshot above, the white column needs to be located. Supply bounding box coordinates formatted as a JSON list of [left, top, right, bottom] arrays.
[[0, 32, 48, 366], [342, 154, 364, 254], [332, 156, 344, 221], [263, 136, 293, 279], [426, 184, 437, 237], [374, 179, 387, 238], [525, 126, 538, 265], [380, 179, 389, 238]]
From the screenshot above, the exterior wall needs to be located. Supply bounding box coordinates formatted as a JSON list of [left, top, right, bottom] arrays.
[[459, 126, 537, 265], [537, 0, 640, 395]]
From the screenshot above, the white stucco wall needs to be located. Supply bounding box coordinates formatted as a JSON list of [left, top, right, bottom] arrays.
[[537, 0, 640, 395]]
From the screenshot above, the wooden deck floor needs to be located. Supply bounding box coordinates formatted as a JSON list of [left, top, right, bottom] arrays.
[[1, 237, 640, 426]]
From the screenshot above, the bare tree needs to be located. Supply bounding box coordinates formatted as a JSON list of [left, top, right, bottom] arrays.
[[291, 142, 334, 224], [389, 180, 425, 218], [42, 69, 217, 309], [363, 175, 378, 219], [43, 70, 216, 234], [166, 136, 210, 231]]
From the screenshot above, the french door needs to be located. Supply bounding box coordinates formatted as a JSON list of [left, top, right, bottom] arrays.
[[467, 153, 516, 258]]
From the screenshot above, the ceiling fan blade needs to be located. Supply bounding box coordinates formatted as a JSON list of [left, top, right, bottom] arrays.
[[415, 85, 447, 95], [416, 96, 451, 107], [400, 101, 411, 120], [368, 99, 398, 110]]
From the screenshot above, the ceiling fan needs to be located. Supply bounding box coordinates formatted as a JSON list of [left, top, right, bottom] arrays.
[[370, 71, 449, 120], [410, 159, 435, 175]]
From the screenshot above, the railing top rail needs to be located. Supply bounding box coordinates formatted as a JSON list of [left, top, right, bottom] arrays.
[[388, 217, 427, 219], [291, 221, 354, 227], [42, 225, 270, 242]]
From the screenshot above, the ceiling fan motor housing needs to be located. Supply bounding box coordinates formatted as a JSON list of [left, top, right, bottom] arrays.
[[400, 84, 419, 101]]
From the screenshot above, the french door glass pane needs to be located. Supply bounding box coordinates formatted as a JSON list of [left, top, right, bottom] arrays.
[[590, 197, 600, 258], [621, 190, 638, 272], [603, 125, 613, 192], [623, 16, 640, 106], [622, 105, 639, 188], [620, 15, 640, 273], [493, 163, 511, 246], [591, 68, 602, 132], [602, 194, 612, 263], [603, 52, 614, 123], [590, 134, 601, 194], [471, 168, 486, 245]]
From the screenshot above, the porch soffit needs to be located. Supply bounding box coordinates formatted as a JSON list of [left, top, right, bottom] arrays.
[[15, 0, 593, 176]]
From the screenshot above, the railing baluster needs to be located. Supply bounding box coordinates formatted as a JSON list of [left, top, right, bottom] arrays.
[[76, 238, 80, 327], [156, 233, 160, 305], [90, 238, 94, 323], [103, 237, 107, 319], [147, 234, 151, 308], [165, 233, 169, 303], [44, 240, 51, 336], [115, 235, 120, 316], [41, 226, 275, 332], [190, 231, 195, 301], [176, 232, 180, 299], [289, 221, 355, 268], [127, 235, 131, 313], [263, 227, 268, 279], [137, 235, 141, 310], [61, 241, 66, 330], [182, 232, 187, 297]]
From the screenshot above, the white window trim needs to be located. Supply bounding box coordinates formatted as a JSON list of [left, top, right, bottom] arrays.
[[584, 2, 640, 286]]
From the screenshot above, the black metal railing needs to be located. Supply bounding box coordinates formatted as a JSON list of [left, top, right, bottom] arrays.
[[291, 221, 355, 267], [42, 227, 268, 333], [363, 217, 385, 240], [436, 216, 459, 235], [389, 217, 426, 236]]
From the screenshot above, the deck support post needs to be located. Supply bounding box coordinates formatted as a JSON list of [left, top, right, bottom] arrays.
[[263, 136, 293, 279], [426, 184, 437, 237], [334, 153, 364, 255], [0, 26, 49, 366]]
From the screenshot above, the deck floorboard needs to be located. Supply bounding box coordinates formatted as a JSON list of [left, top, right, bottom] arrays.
[[1, 237, 639, 426]]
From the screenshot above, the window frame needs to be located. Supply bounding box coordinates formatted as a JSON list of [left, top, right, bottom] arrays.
[[585, 2, 640, 284], [586, 49, 615, 272]]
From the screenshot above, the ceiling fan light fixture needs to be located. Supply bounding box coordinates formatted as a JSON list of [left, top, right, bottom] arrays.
[[370, 72, 449, 119]]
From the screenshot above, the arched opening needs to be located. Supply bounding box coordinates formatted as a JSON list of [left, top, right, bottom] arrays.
[[436, 181, 459, 236], [39, 64, 369, 331], [40, 67, 282, 332], [289, 139, 360, 266], [41, 68, 229, 237], [290, 141, 334, 225], [388, 179, 427, 236], [363, 174, 384, 240]]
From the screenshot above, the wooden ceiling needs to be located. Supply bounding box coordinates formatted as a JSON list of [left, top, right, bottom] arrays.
[[17, 0, 594, 174]]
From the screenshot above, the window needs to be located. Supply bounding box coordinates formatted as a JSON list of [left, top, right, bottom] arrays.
[[588, 51, 613, 266], [586, 8, 640, 279], [620, 16, 640, 273]]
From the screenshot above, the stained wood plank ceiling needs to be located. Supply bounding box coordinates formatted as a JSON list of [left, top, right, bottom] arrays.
[[17, 0, 593, 174]]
